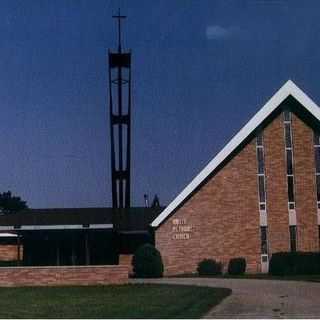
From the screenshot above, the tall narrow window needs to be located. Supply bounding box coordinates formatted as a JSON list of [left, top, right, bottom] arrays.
[[256, 133, 267, 211], [289, 225, 297, 252], [258, 176, 266, 203], [284, 123, 292, 148], [284, 110, 291, 121], [286, 149, 293, 175], [260, 226, 268, 254], [284, 111, 295, 209], [313, 132, 320, 209], [257, 148, 265, 174], [287, 176, 295, 203]]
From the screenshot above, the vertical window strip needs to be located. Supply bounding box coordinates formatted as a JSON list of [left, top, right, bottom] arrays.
[[284, 110, 291, 122], [256, 133, 268, 253], [313, 131, 320, 209], [256, 133, 267, 211], [260, 226, 268, 254], [289, 225, 297, 252], [284, 111, 296, 209]]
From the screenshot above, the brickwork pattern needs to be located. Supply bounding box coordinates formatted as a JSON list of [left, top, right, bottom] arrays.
[[264, 115, 290, 253], [0, 265, 128, 287], [292, 114, 319, 251], [156, 139, 260, 275]]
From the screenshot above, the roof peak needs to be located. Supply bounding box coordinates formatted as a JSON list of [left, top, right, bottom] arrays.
[[152, 80, 320, 228]]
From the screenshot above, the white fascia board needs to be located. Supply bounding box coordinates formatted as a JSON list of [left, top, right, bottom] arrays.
[[0, 232, 18, 237], [0, 224, 113, 231], [151, 80, 320, 228]]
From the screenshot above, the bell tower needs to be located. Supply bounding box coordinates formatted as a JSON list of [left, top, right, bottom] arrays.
[[108, 10, 131, 208]]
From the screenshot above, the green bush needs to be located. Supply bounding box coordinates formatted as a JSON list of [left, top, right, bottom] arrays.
[[132, 244, 164, 278], [269, 252, 320, 276], [197, 259, 222, 276], [228, 257, 246, 275]]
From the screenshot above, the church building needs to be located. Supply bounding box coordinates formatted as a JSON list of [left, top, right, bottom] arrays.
[[152, 80, 320, 275]]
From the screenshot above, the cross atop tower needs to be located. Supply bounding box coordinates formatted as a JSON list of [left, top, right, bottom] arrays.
[[112, 9, 126, 53]]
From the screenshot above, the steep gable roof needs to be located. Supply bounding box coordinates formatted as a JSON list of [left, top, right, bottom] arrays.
[[151, 80, 320, 228]]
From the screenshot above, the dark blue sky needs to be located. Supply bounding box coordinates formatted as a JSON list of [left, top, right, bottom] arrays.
[[1, 0, 320, 208]]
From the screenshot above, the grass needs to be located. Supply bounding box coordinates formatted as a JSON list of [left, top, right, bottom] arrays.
[[0, 284, 231, 318], [170, 273, 320, 282]]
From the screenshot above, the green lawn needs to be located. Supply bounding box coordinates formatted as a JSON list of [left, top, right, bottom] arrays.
[[0, 284, 231, 318]]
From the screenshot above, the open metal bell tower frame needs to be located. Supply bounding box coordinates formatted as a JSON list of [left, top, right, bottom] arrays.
[[108, 10, 131, 209]]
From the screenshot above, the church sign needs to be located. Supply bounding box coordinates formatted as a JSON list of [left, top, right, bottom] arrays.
[[171, 218, 192, 240]]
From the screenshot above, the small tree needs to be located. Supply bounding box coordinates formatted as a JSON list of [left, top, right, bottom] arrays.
[[132, 244, 164, 278], [0, 191, 28, 214]]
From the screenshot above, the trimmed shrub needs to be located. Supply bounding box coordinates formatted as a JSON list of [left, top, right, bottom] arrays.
[[228, 257, 246, 275], [132, 244, 164, 278], [197, 259, 222, 276], [269, 252, 320, 276]]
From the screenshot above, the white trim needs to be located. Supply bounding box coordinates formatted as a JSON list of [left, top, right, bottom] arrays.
[[0, 224, 113, 231], [0, 233, 18, 237], [152, 80, 320, 227]]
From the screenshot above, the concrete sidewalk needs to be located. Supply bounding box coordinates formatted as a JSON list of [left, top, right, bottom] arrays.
[[131, 277, 320, 318]]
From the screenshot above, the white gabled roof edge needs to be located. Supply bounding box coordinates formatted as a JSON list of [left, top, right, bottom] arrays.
[[151, 80, 320, 228]]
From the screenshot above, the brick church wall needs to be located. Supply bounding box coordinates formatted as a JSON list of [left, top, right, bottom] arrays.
[[155, 112, 320, 275], [264, 115, 290, 252], [156, 138, 260, 275], [292, 114, 319, 251]]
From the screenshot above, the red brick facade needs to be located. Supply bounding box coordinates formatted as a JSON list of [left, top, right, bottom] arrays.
[[155, 112, 320, 275], [264, 115, 289, 252], [0, 265, 128, 287], [292, 115, 319, 251]]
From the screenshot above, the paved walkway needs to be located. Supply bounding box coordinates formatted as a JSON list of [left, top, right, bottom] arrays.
[[131, 277, 320, 318]]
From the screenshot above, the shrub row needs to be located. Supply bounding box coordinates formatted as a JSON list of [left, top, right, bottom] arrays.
[[197, 257, 246, 276], [269, 252, 320, 276], [132, 244, 320, 278], [131, 244, 247, 278]]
